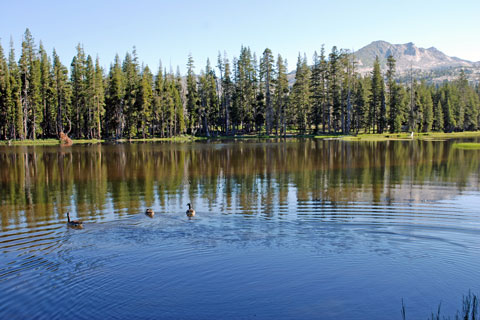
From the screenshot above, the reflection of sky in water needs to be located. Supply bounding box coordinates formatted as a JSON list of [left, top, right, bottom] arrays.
[[0, 140, 480, 319]]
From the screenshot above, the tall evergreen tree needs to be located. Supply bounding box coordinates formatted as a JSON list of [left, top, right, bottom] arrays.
[[9, 39, 22, 139], [71, 44, 87, 138], [260, 48, 275, 134], [105, 54, 125, 138], [443, 97, 456, 132], [386, 55, 400, 133], [186, 54, 198, 134], [38, 42, 54, 137], [353, 76, 369, 133], [85, 55, 96, 138], [52, 49, 70, 135], [173, 75, 185, 135], [218, 53, 232, 134], [433, 100, 444, 132], [310, 50, 323, 133], [123, 49, 140, 138], [328, 47, 342, 132], [0, 41, 9, 139], [420, 84, 434, 132], [137, 65, 153, 138], [274, 55, 288, 136], [369, 56, 383, 133], [94, 57, 105, 138], [19, 28, 40, 139], [291, 54, 311, 133]]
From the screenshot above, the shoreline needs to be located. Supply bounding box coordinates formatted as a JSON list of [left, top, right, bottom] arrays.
[[1, 131, 480, 146]]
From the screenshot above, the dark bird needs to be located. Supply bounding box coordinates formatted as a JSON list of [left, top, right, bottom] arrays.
[[145, 208, 155, 217], [67, 212, 83, 228], [186, 203, 196, 217]]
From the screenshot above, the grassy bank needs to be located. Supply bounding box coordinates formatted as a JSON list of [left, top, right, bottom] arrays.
[[0, 138, 104, 146], [115, 136, 203, 143], [1, 131, 479, 146], [0, 136, 198, 146], [342, 131, 480, 142]]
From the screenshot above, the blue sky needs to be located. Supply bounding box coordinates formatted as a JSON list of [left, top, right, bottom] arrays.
[[1, 0, 479, 74]]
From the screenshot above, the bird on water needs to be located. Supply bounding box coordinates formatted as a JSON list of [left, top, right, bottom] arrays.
[[186, 203, 196, 217], [67, 212, 83, 228], [145, 208, 155, 217]]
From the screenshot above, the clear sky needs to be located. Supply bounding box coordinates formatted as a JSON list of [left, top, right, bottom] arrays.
[[1, 0, 479, 74]]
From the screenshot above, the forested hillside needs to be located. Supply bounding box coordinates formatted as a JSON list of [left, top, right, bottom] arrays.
[[0, 29, 479, 140]]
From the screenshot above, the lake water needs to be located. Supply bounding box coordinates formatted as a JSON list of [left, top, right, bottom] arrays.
[[1, 138, 480, 319]]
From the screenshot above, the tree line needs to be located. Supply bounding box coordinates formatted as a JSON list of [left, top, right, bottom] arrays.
[[0, 29, 479, 140]]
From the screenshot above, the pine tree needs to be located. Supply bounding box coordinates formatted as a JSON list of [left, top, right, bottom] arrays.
[[260, 48, 275, 134], [137, 65, 153, 138], [38, 42, 54, 137], [19, 28, 39, 139], [386, 55, 399, 133], [163, 74, 176, 137], [0, 40, 8, 139], [52, 49, 70, 135], [455, 70, 468, 130], [218, 53, 232, 134], [152, 63, 163, 137], [443, 97, 456, 132], [291, 54, 311, 133], [421, 85, 433, 132], [30, 52, 42, 138], [123, 50, 140, 138], [433, 100, 444, 132], [328, 47, 342, 132], [353, 76, 369, 133], [310, 50, 322, 133], [173, 77, 185, 135], [341, 51, 356, 134], [411, 82, 422, 132], [197, 59, 219, 136], [186, 54, 198, 134], [85, 55, 96, 138], [9, 39, 23, 139], [274, 55, 288, 136], [105, 54, 125, 138], [71, 44, 87, 138], [369, 56, 383, 133], [378, 87, 387, 133], [463, 89, 479, 130], [94, 57, 105, 138], [389, 83, 407, 133], [235, 46, 257, 132]]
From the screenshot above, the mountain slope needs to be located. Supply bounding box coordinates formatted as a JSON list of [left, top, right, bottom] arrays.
[[355, 41, 475, 74]]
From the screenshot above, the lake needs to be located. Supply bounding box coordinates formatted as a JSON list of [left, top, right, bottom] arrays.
[[1, 138, 480, 319]]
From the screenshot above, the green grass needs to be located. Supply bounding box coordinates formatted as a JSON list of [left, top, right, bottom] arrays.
[[453, 142, 480, 149], [342, 131, 480, 142], [72, 139, 104, 144], [2, 131, 480, 146], [115, 136, 204, 143], [0, 139, 61, 146], [0, 138, 103, 146]]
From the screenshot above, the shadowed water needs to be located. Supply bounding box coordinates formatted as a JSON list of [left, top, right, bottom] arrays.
[[0, 138, 480, 319]]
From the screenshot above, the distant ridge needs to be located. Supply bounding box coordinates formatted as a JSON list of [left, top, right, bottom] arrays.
[[354, 40, 476, 74]]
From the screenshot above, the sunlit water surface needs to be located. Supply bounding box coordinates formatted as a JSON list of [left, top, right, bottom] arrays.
[[1, 139, 480, 319]]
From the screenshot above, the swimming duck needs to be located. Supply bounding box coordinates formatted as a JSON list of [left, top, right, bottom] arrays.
[[186, 203, 195, 217], [67, 212, 83, 228], [145, 208, 155, 217]]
